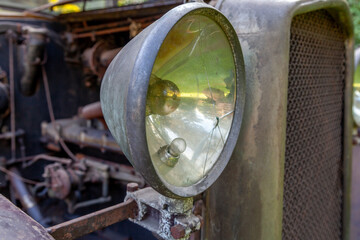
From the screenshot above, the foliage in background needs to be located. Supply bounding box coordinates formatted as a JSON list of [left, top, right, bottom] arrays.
[[118, 0, 149, 6], [349, 0, 360, 45]]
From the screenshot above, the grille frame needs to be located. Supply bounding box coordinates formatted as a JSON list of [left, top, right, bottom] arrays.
[[204, 1, 354, 240], [282, 10, 346, 240]]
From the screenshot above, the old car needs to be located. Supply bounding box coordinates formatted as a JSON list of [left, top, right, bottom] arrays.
[[0, 0, 354, 240]]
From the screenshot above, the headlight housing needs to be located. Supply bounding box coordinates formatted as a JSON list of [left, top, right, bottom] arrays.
[[101, 2, 245, 198]]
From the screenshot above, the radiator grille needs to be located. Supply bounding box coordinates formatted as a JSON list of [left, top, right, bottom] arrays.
[[282, 10, 346, 240]]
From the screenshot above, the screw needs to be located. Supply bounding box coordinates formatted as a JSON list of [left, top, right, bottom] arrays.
[[171, 224, 186, 239], [127, 182, 139, 192]]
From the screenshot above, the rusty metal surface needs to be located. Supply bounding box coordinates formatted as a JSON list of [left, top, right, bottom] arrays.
[[74, 26, 129, 39], [47, 198, 138, 240], [282, 10, 346, 240], [205, 1, 354, 240], [125, 186, 201, 240], [0, 194, 54, 240], [71, 14, 161, 34], [81, 42, 121, 86], [43, 163, 73, 200], [69, 14, 160, 42]]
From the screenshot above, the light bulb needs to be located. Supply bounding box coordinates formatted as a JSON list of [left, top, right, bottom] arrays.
[[168, 138, 186, 156], [158, 137, 187, 167]]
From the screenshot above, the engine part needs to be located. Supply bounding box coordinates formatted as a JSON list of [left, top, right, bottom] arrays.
[[82, 41, 121, 87], [41, 118, 122, 154], [19, 26, 47, 96], [43, 154, 144, 213], [77, 154, 144, 186], [43, 161, 110, 213], [43, 163, 77, 200]]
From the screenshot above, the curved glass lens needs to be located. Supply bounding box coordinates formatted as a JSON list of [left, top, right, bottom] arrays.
[[145, 14, 236, 187]]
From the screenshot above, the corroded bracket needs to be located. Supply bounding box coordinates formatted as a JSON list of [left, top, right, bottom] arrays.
[[46, 199, 138, 240], [125, 185, 201, 240]]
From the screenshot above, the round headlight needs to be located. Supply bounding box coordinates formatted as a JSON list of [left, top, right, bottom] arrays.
[[101, 2, 245, 198]]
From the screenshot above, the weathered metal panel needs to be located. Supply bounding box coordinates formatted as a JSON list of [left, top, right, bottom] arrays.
[[204, 0, 354, 240], [0, 194, 54, 240]]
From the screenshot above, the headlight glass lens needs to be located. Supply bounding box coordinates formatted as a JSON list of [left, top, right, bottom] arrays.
[[145, 14, 236, 187]]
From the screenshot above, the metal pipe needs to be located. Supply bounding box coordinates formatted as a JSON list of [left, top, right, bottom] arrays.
[[8, 167, 49, 227], [71, 14, 161, 33], [24, 154, 72, 167], [79, 101, 103, 119], [0, 129, 25, 140], [73, 25, 130, 39], [47, 199, 138, 240], [41, 119, 122, 154], [7, 31, 15, 161]]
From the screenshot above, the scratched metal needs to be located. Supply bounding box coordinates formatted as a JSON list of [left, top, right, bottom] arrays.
[[0, 194, 54, 240]]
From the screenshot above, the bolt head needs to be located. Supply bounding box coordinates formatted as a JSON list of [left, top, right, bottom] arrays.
[[171, 224, 186, 239], [127, 182, 139, 192]]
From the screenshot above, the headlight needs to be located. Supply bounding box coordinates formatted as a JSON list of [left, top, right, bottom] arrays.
[[100, 2, 245, 198]]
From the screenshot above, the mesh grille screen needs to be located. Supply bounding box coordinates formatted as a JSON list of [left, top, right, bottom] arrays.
[[282, 10, 346, 240]]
